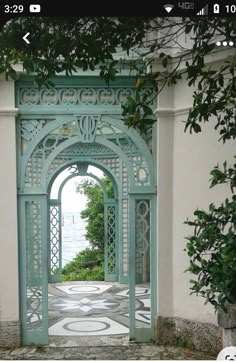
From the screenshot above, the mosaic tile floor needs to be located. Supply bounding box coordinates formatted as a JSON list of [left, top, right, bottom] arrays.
[[49, 317, 129, 336], [48, 282, 150, 337], [55, 284, 112, 295]]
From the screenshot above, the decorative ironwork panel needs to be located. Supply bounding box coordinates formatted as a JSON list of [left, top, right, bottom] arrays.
[[63, 143, 113, 157], [19, 87, 140, 107], [17, 76, 157, 346], [20, 119, 55, 158], [95, 157, 120, 178], [21, 120, 46, 142], [122, 199, 128, 277], [25, 201, 43, 332], [75, 115, 100, 142], [25, 121, 77, 187], [105, 203, 117, 281], [135, 200, 151, 283], [46, 145, 117, 185], [21, 117, 152, 190], [107, 206, 116, 274], [46, 156, 71, 184], [49, 203, 61, 283], [130, 155, 150, 187], [122, 162, 128, 196], [96, 120, 138, 154]]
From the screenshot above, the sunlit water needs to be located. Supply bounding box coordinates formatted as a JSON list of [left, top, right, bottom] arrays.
[[62, 212, 89, 268]]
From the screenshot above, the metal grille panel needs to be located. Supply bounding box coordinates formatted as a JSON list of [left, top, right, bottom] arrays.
[[135, 200, 151, 283], [25, 201, 43, 331], [49, 204, 61, 281], [122, 199, 128, 277], [107, 205, 116, 275]]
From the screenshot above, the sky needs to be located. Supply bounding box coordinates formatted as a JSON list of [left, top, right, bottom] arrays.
[[51, 166, 104, 213]]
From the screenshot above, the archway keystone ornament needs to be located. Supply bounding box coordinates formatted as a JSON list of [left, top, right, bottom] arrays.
[[75, 115, 100, 142], [16, 76, 157, 345]]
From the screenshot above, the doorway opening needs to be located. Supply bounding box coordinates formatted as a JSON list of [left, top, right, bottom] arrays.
[[47, 164, 132, 345], [17, 75, 156, 345]]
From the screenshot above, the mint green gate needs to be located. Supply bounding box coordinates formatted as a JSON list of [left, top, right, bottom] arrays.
[[16, 76, 157, 345], [48, 163, 119, 283]]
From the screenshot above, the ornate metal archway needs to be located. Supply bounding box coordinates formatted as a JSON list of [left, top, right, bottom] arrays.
[[16, 76, 157, 345], [48, 162, 119, 283]]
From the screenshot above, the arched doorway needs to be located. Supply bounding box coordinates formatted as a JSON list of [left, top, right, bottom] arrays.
[[17, 76, 157, 345], [48, 162, 119, 283]]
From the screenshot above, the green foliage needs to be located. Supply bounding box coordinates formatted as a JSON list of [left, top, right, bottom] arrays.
[[62, 247, 104, 281], [1, 17, 236, 136], [76, 176, 113, 251], [209, 157, 236, 193], [62, 176, 113, 281], [0, 17, 152, 87], [1, 16, 236, 309], [185, 160, 236, 312]]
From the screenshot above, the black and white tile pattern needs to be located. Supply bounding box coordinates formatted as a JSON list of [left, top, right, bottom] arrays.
[[49, 317, 129, 336], [55, 284, 112, 295], [51, 297, 119, 312], [49, 283, 151, 336]]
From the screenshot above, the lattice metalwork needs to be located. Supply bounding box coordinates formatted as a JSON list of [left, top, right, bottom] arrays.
[[135, 200, 151, 283], [96, 120, 138, 154], [22, 120, 152, 190], [122, 162, 128, 196], [46, 143, 114, 184], [130, 155, 150, 187], [68, 143, 112, 156], [122, 199, 128, 277], [95, 157, 120, 178], [46, 156, 72, 184], [24, 121, 77, 187], [25, 201, 43, 331], [49, 205, 60, 278], [107, 205, 116, 275]]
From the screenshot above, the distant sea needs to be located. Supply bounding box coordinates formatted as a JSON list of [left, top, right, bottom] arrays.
[[62, 212, 89, 267]]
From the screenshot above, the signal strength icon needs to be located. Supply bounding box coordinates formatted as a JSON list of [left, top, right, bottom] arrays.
[[197, 4, 208, 15], [163, 4, 174, 13]]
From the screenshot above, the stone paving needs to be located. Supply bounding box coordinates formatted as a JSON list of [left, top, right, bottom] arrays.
[[0, 281, 217, 360], [0, 344, 217, 360]]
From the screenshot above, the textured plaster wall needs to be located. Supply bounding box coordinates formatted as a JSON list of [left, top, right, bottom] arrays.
[[156, 69, 235, 325], [172, 101, 235, 324], [0, 79, 19, 323]]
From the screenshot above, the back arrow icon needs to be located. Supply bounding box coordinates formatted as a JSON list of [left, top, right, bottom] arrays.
[[23, 32, 30, 44]]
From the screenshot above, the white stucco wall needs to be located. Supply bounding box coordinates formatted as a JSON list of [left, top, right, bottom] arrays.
[[0, 78, 19, 322], [157, 65, 235, 325]]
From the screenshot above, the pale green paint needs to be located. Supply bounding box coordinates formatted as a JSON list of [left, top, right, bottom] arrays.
[[16, 75, 157, 345], [48, 169, 119, 282]]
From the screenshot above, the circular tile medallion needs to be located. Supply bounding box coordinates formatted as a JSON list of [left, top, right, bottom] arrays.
[[63, 320, 110, 332]]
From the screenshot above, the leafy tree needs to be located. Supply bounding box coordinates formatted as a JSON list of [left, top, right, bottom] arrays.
[[61, 176, 113, 281], [0, 17, 235, 134], [76, 176, 113, 251], [62, 247, 104, 281], [185, 159, 236, 311]]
